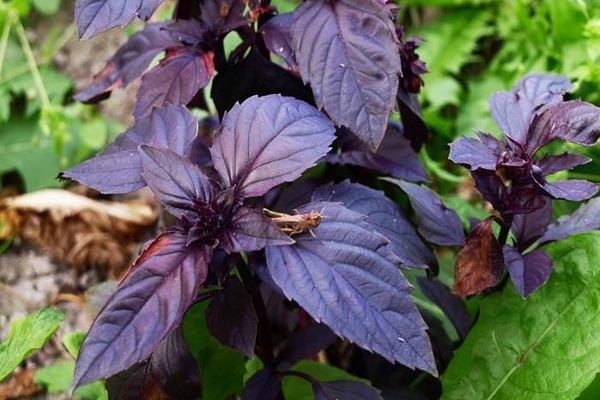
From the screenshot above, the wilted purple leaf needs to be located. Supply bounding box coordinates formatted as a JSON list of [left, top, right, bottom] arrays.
[[277, 323, 337, 368], [243, 367, 282, 400], [448, 133, 505, 171], [525, 100, 600, 153], [73, 231, 211, 388], [540, 197, 600, 243], [61, 105, 198, 194], [417, 278, 472, 341], [139, 146, 214, 218], [106, 327, 201, 400], [219, 207, 293, 253], [205, 278, 258, 357], [503, 246, 553, 298], [292, 0, 401, 150], [389, 179, 465, 246], [542, 179, 598, 202], [511, 198, 552, 251], [135, 48, 215, 118], [75, 0, 165, 39], [490, 74, 571, 143], [312, 180, 436, 269], [265, 202, 437, 375], [261, 13, 296, 68], [210, 95, 335, 198], [312, 380, 382, 400], [75, 23, 179, 102], [326, 123, 429, 182]]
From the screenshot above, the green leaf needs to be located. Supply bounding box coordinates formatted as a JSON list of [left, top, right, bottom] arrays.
[[32, 0, 60, 15], [63, 331, 86, 358], [442, 232, 600, 400], [0, 308, 64, 381], [34, 360, 108, 400]]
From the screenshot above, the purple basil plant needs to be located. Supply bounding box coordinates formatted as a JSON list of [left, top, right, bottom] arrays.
[[62, 0, 448, 398], [449, 73, 600, 298]]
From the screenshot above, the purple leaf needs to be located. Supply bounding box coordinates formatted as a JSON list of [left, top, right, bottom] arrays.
[[277, 323, 337, 368], [526, 100, 600, 153], [417, 278, 472, 341], [503, 246, 553, 298], [139, 146, 214, 218], [75, 0, 164, 39], [61, 105, 198, 194], [73, 231, 211, 388], [389, 179, 465, 246], [75, 23, 178, 101], [200, 0, 249, 35], [540, 197, 600, 243], [135, 48, 215, 118], [292, 0, 401, 150], [261, 13, 296, 68], [312, 180, 436, 269], [471, 170, 506, 212], [448, 133, 505, 171], [326, 123, 429, 182], [511, 197, 552, 251], [536, 153, 591, 176], [542, 179, 598, 202], [210, 95, 335, 198], [106, 327, 201, 400], [205, 278, 258, 357], [265, 202, 437, 375], [490, 74, 571, 143], [243, 367, 282, 400], [312, 380, 382, 400], [397, 90, 429, 151], [219, 207, 293, 253]]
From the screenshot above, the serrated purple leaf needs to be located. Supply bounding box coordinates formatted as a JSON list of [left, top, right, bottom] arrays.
[[135, 48, 214, 118], [312, 380, 382, 400], [219, 207, 293, 253], [139, 146, 214, 218], [536, 152, 591, 176], [73, 231, 211, 388], [265, 202, 437, 375], [75, 0, 165, 39], [416, 278, 471, 341], [75, 23, 178, 102], [261, 13, 296, 68], [389, 179, 465, 246], [205, 278, 258, 357], [542, 179, 598, 201], [511, 197, 552, 251], [490, 74, 571, 143], [61, 105, 198, 194], [210, 95, 335, 198], [277, 323, 336, 368], [292, 0, 401, 150], [503, 246, 553, 298], [539, 197, 600, 243], [312, 180, 436, 269], [243, 367, 282, 400], [326, 123, 429, 182]]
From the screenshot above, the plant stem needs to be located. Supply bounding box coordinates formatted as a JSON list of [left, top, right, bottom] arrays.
[[0, 12, 13, 78], [13, 17, 50, 107]]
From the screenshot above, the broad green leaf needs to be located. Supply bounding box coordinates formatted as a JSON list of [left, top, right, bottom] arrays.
[[34, 360, 108, 400], [578, 373, 600, 400], [0, 308, 64, 381], [442, 233, 600, 400]]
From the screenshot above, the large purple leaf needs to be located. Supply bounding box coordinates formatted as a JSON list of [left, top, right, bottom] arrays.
[[489, 74, 571, 143], [210, 95, 335, 198], [75, 23, 178, 102], [448, 132, 505, 171], [139, 146, 214, 218], [73, 231, 211, 388], [312, 380, 382, 400], [265, 202, 437, 375], [326, 123, 429, 182], [61, 105, 198, 194], [219, 207, 293, 253], [511, 197, 552, 251], [526, 100, 600, 153], [75, 0, 165, 39], [536, 153, 591, 176], [106, 327, 201, 400], [542, 179, 598, 202], [292, 0, 401, 150], [312, 180, 436, 269], [388, 179, 465, 246], [539, 197, 600, 243], [205, 278, 258, 357], [503, 246, 553, 298], [277, 323, 337, 368], [261, 13, 296, 69], [135, 48, 215, 118]]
